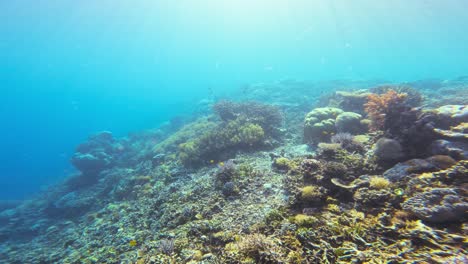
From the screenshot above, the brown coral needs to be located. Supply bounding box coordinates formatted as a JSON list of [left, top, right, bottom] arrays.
[[364, 90, 408, 131]]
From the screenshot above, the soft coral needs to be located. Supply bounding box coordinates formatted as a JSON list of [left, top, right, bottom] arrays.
[[364, 90, 408, 131]]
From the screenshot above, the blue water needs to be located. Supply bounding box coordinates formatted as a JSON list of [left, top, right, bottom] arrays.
[[1, 0, 468, 200]]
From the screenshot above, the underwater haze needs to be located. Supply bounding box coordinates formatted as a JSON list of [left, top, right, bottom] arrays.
[[1, 1, 468, 263], [1, 1, 468, 202]]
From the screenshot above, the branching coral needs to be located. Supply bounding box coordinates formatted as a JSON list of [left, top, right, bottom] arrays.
[[213, 100, 283, 135], [176, 101, 282, 167], [369, 176, 391, 190], [364, 90, 408, 131], [178, 119, 265, 166], [224, 233, 288, 263]]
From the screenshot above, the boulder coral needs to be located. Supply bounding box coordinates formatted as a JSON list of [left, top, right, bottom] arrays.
[[335, 111, 366, 134], [373, 137, 404, 164], [304, 107, 343, 143]]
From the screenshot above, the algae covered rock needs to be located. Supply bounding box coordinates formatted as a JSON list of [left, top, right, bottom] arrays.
[[335, 112, 365, 134], [71, 152, 113, 175], [373, 137, 404, 163], [383, 159, 436, 181], [434, 105, 468, 123], [425, 155, 457, 169], [402, 188, 468, 223], [222, 182, 239, 197], [44, 192, 94, 218], [354, 187, 394, 207], [430, 139, 468, 160], [383, 155, 457, 182], [71, 131, 118, 176], [304, 107, 343, 143]]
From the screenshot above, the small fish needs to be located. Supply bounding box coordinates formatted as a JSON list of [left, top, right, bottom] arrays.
[[394, 188, 404, 196], [210, 160, 215, 164], [129, 240, 137, 247], [218, 162, 225, 167]]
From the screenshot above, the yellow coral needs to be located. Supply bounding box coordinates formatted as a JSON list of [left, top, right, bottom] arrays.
[[301, 185, 322, 201], [418, 172, 434, 179], [293, 214, 318, 226], [274, 157, 292, 170], [369, 176, 391, 189], [327, 204, 341, 213], [238, 123, 264, 145], [191, 250, 203, 261], [353, 134, 370, 144], [348, 209, 365, 221]]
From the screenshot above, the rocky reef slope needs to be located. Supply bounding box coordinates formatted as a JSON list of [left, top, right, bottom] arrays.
[[0, 78, 467, 263]]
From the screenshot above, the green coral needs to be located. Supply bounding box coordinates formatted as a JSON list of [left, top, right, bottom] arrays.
[[238, 123, 264, 145], [154, 118, 216, 154], [292, 214, 319, 227], [177, 118, 266, 166], [300, 185, 323, 202], [171, 101, 283, 167], [272, 157, 292, 170], [304, 107, 343, 143]]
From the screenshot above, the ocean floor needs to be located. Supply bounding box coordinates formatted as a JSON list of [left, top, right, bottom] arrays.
[[0, 78, 467, 263]]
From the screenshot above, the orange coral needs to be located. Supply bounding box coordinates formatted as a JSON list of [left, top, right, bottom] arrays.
[[364, 90, 407, 131]]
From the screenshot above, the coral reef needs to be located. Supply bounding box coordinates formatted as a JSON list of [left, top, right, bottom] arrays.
[[431, 139, 468, 160], [0, 80, 466, 263], [213, 100, 283, 135], [175, 101, 283, 166]]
